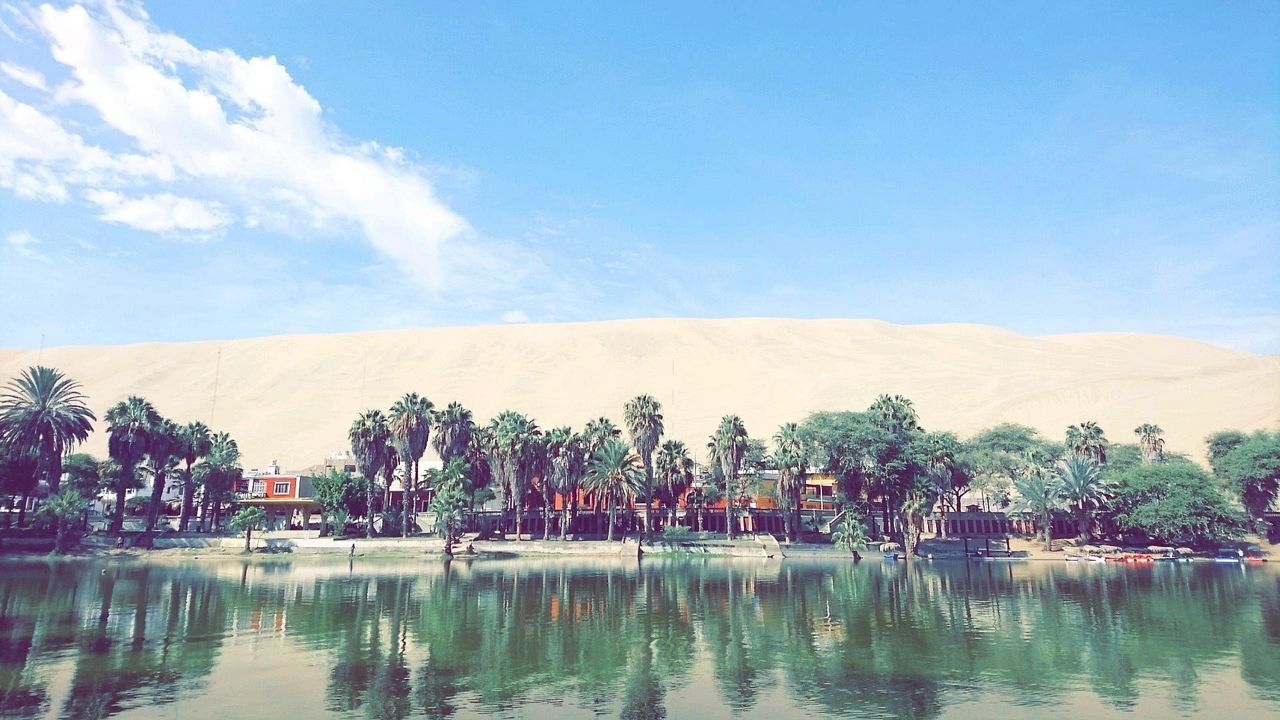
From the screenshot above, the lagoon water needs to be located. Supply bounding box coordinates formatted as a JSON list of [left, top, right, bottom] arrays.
[[0, 556, 1276, 719]]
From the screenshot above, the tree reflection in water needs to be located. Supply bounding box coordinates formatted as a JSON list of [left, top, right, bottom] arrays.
[[0, 557, 1275, 719]]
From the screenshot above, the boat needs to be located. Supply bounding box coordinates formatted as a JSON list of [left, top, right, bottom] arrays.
[[883, 553, 900, 562], [1085, 555, 1107, 563], [1065, 555, 1081, 562], [1214, 548, 1243, 564]]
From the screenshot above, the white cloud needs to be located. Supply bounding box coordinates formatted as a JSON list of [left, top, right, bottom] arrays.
[[0, 61, 46, 90], [0, 0, 482, 287], [501, 310, 530, 323], [86, 189, 231, 232], [4, 229, 47, 261]]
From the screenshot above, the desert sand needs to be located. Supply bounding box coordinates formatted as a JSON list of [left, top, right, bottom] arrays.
[[1, 318, 1276, 471]]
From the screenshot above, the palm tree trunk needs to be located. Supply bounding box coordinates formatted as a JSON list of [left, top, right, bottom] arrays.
[[178, 466, 195, 532], [244, 527, 252, 553], [542, 489, 553, 541], [113, 465, 130, 537], [561, 503, 571, 540], [198, 491, 210, 532], [642, 455, 653, 544], [607, 496, 616, 542], [146, 468, 167, 532], [725, 491, 734, 539], [365, 475, 375, 538]]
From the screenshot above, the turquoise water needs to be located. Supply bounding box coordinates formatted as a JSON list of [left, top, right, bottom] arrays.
[[0, 556, 1276, 719]]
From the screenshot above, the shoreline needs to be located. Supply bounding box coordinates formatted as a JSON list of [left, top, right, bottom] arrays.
[[2, 532, 1270, 564]]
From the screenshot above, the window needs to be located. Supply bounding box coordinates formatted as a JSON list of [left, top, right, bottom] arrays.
[[273, 481, 291, 495], [251, 480, 265, 495]]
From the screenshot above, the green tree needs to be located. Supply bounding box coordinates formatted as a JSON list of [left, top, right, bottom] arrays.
[[543, 426, 576, 540], [313, 468, 362, 536], [1205, 430, 1248, 474], [431, 402, 474, 464], [229, 505, 266, 552], [349, 410, 392, 538], [1056, 455, 1113, 542], [195, 432, 243, 532], [105, 396, 160, 538], [624, 394, 664, 543], [772, 423, 809, 542], [1012, 469, 1061, 551], [965, 423, 1059, 511], [429, 458, 471, 555], [654, 439, 694, 531], [61, 453, 104, 500], [830, 510, 870, 560], [389, 392, 434, 538], [1212, 431, 1280, 527], [583, 438, 643, 541], [143, 418, 181, 533], [0, 366, 96, 499], [1133, 424, 1165, 464], [37, 489, 89, 551], [1065, 421, 1109, 465], [175, 421, 211, 532], [711, 415, 749, 539], [486, 411, 540, 539], [1106, 461, 1244, 544], [582, 417, 620, 454]]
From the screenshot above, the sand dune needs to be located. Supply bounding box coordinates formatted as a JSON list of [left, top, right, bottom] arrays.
[[1, 318, 1276, 471]]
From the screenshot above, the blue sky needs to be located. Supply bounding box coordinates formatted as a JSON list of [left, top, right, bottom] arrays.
[[1, 1, 1277, 352]]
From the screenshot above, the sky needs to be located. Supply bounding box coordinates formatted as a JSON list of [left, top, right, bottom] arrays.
[[0, 0, 1277, 352]]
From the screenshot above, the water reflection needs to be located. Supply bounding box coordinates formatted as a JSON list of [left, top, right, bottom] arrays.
[[0, 557, 1276, 719]]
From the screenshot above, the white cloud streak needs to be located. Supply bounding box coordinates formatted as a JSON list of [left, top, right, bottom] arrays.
[[0, 0, 479, 287], [0, 61, 46, 90]]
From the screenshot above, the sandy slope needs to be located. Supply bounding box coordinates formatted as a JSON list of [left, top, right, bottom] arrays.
[[1, 318, 1276, 471]]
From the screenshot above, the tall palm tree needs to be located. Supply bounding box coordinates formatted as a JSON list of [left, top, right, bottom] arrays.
[[772, 422, 808, 542], [432, 402, 473, 465], [143, 418, 181, 532], [869, 394, 921, 433], [196, 432, 243, 532], [105, 396, 160, 537], [1065, 421, 1109, 465], [1012, 468, 1061, 552], [548, 428, 588, 540], [654, 439, 694, 530], [389, 393, 434, 537], [0, 366, 95, 496], [1134, 423, 1165, 464], [583, 438, 643, 541], [582, 417, 620, 455], [349, 410, 392, 538], [712, 415, 749, 539], [176, 421, 211, 532], [624, 394, 664, 542], [486, 411, 539, 539], [1055, 455, 1113, 542]]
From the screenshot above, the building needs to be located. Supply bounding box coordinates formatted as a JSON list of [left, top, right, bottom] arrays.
[[235, 470, 322, 531]]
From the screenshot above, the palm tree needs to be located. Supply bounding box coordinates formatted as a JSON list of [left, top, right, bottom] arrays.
[[349, 410, 392, 538], [196, 432, 242, 532], [1012, 468, 1061, 551], [486, 411, 540, 539], [583, 438, 643, 541], [654, 439, 694, 530], [0, 366, 95, 497], [711, 415, 749, 539], [176, 421, 211, 532], [143, 418, 181, 532], [1134, 423, 1165, 464], [1056, 455, 1113, 542], [105, 396, 160, 538], [1065, 421, 1109, 465], [869, 394, 921, 432], [772, 423, 808, 542], [432, 402, 473, 465], [624, 394, 664, 542], [582, 417, 620, 454], [547, 428, 588, 540], [389, 393, 434, 537]]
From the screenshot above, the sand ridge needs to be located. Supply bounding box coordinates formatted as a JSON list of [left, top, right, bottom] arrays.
[[1, 318, 1276, 471]]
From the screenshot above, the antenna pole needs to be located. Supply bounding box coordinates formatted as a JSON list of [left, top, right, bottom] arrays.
[[209, 344, 223, 424]]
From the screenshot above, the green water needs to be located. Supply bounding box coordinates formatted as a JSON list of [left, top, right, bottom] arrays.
[[0, 556, 1276, 719]]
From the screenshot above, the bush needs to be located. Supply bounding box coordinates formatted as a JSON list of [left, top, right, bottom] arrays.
[[662, 525, 691, 539]]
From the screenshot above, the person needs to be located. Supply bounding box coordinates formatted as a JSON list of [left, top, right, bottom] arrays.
[[349, 543, 356, 557]]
